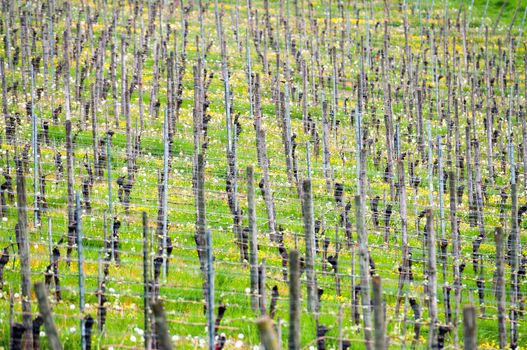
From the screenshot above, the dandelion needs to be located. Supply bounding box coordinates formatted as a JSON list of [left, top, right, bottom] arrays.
[[235, 340, 243, 348], [130, 335, 137, 342]]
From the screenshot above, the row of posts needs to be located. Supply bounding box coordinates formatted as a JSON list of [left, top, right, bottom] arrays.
[[33, 181, 479, 350]]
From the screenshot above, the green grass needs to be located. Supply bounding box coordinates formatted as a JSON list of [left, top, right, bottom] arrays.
[[0, 0, 526, 349]]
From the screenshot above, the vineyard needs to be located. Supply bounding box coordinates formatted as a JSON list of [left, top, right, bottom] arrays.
[[0, 0, 526, 349]]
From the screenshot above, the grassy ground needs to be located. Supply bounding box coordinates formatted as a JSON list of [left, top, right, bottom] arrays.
[[0, 0, 526, 349]]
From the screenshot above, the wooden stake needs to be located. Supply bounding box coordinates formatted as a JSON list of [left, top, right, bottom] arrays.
[[372, 276, 386, 350], [247, 167, 259, 311], [16, 154, 33, 347], [288, 250, 300, 350], [495, 227, 506, 349], [426, 209, 438, 349], [151, 302, 173, 350], [34, 283, 62, 350], [463, 305, 477, 350], [302, 179, 317, 313], [355, 195, 372, 350], [257, 316, 280, 350]]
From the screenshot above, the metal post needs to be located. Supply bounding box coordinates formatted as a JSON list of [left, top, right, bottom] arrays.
[[143, 212, 151, 349], [428, 121, 434, 207], [107, 133, 114, 261], [306, 141, 311, 180], [76, 193, 85, 350], [48, 217, 53, 266], [438, 136, 445, 240], [162, 109, 169, 280], [31, 65, 39, 227], [206, 230, 214, 350]]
